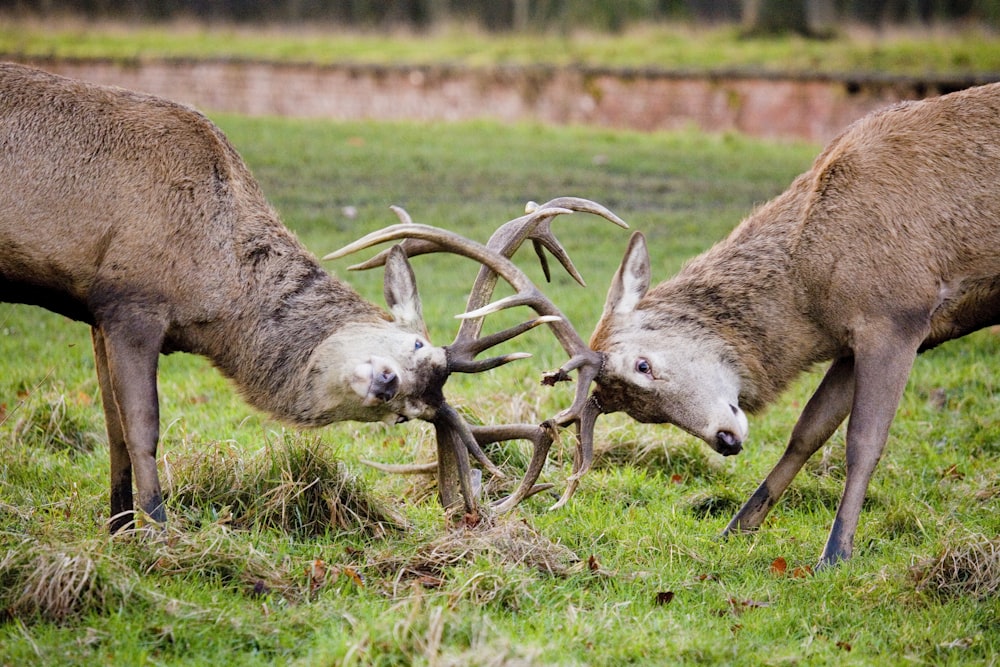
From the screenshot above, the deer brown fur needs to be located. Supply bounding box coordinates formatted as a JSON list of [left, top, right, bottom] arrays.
[[588, 82, 1000, 567], [0, 62, 454, 530]]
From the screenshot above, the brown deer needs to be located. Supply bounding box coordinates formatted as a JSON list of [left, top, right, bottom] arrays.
[[522, 83, 1000, 567], [0, 62, 625, 529]]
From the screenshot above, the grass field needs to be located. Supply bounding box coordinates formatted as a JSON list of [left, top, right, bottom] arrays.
[[3, 17, 1000, 76], [1, 116, 998, 665]]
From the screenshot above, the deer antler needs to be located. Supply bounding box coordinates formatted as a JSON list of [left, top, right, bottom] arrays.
[[325, 198, 625, 513]]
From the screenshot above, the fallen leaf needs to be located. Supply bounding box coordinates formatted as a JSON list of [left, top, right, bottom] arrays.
[[940, 464, 964, 481], [770, 557, 788, 575], [836, 641, 852, 652], [792, 565, 814, 578], [343, 566, 364, 587], [670, 473, 684, 484], [588, 554, 601, 572], [654, 591, 675, 606], [307, 559, 331, 591]]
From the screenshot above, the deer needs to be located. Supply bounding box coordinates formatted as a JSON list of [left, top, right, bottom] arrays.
[[463, 82, 999, 568], [0, 61, 627, 530]]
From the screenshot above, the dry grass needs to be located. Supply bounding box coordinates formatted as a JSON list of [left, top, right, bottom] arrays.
[[0, 539, 136, 622], [369, 516, 580, 597], [911, 534, 1000, 599], [164, 434, 407, 538]]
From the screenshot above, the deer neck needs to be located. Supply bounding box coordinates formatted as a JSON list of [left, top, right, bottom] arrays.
[[185, 218, 388, 425], [661, 203, 831, 413]]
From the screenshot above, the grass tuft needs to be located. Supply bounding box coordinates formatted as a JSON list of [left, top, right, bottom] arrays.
[[4, 387, 102, 455], [165, 434, 407, 538], [0, 539, 136, 622], [911, 534, 1000, 599], [369, 516, 580, 593]]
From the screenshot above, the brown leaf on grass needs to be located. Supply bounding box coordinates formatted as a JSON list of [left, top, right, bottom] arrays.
[[588, 555, 601, 572], [307, 559, 329, 591], [250, 580, 270, 598], [770, 557, 788, 575], [670, 473, 684, 484], [939, 464, 964, 481], [654, 591, 675, 606], [342, 566, 364, 587], [836, 641, 853, 652], [792, 565, 814, 578]]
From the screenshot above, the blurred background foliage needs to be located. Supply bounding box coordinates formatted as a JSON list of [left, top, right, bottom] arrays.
[[2, 0, 999, 35]]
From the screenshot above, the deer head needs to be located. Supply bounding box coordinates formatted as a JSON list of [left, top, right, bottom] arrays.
[[326, 197, 628, 516], [588, 232, 749, 452]]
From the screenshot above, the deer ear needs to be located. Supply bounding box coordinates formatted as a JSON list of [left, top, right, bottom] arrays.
[[603, 232, 650, 317], [383, 245, 426, 333]]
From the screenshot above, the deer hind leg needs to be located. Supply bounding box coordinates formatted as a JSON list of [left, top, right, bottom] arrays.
[[724, 356, 855, 536], [94, 315, 167, 528], [819, 332, 921, 568], [92, 327, 134, 533]]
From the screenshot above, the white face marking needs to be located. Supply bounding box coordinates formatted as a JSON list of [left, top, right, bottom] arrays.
[[597, 317, 748, 453], [310, 322, 446, 423]]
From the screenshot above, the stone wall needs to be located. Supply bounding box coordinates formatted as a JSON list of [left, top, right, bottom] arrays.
[[8, 56, 997, 142]]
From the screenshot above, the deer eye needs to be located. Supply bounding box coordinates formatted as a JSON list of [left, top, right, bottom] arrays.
[[635, 358, 653, 377]]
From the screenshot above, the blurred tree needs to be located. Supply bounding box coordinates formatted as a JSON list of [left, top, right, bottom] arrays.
[[1, 0, 997, 30], [742, 0, 835, 35]]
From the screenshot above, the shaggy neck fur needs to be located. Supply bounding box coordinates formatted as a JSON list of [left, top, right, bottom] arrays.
[[173, 163, 389, 425], [646, 180, 836, 414]]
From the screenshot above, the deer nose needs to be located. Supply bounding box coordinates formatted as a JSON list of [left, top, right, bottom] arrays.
[[371, 369, 399, 402], [715, 430, 743, 456]]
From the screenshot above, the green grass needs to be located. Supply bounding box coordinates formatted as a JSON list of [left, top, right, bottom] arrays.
[[2, 117, 999, 665], [3, 18, 1000, 76]]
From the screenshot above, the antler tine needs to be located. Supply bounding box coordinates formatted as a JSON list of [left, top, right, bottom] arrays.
[[324, 217, 574, 328], [547, 394, 602, 510], [522, 197, 627, 285], [340, 198, 627, 281]]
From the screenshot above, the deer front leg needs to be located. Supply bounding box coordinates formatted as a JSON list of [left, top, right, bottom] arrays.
[[819, 335, 920, 568], [97, 316, 167, 527], [724, 356, 855, 536]]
